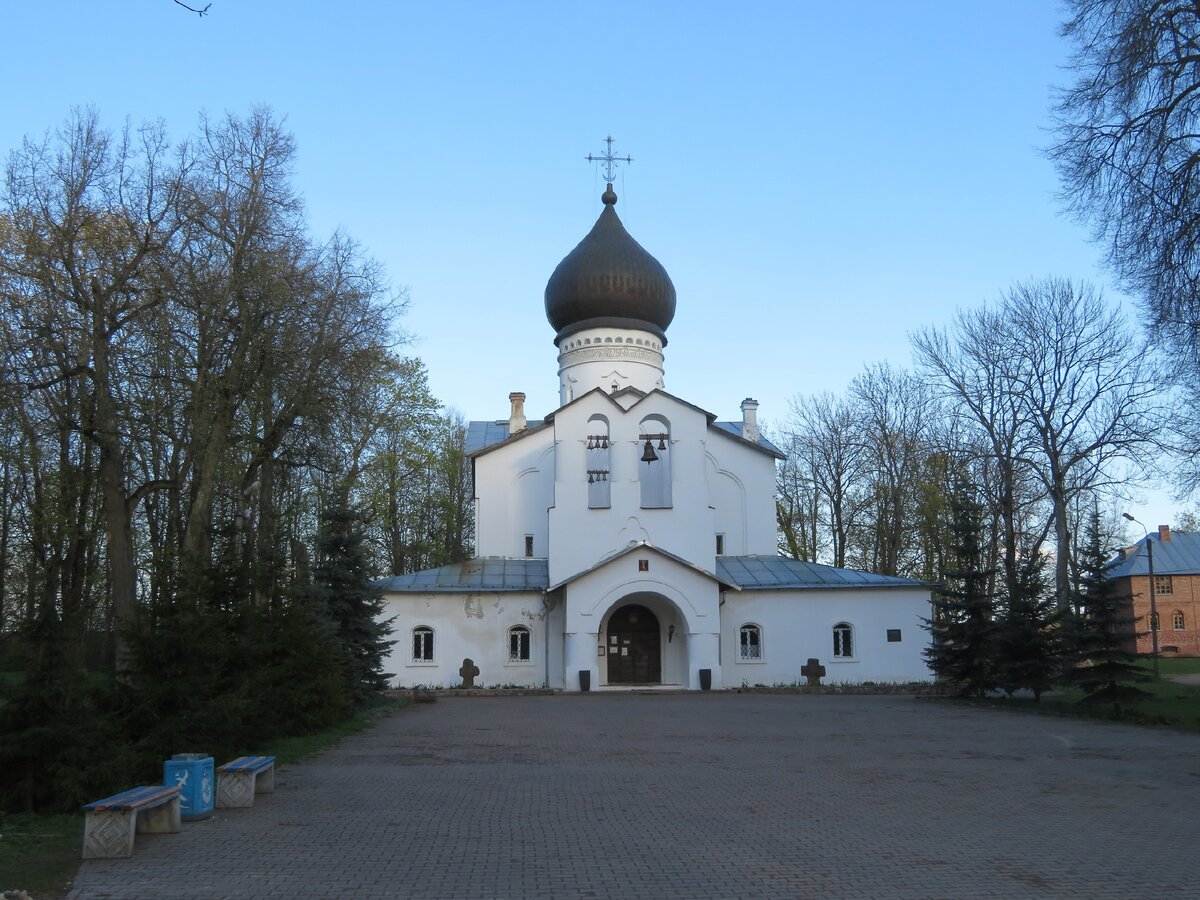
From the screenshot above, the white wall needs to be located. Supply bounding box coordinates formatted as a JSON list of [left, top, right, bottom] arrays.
[[720, 588, 933, 685], [381, 591, 561, 688], [474, 429, 555, 558]]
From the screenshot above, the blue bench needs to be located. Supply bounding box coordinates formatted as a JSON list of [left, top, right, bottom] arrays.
[[82, 784, 182, 859], [217, 755, 276, 808]]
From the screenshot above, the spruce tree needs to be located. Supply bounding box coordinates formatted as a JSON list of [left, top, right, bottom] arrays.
[[306, 504, 395, 702], [993, 551, 1061, 701], [1060, 509, 1150, 715], [924, 481, 998, 697]]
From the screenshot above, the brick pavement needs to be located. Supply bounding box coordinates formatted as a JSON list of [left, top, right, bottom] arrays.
[[68, 694, 1200, 898]]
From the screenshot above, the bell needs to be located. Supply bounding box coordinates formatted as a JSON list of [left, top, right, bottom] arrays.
[[641, 439, 659, 463], [587, 436, 594, 450], [658, 437, 667, 450], [588, 471, 595, 484]]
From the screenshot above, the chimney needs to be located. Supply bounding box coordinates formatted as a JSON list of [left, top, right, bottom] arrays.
[[508, 392, 527, 435], [741, 398, 760, 444], [1159, 524, 1172, 543]]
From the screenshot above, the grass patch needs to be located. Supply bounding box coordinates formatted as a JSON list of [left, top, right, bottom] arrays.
[[268, 694, 411, 764], [0, 812, 81, 899], [0, 694, 411, 898], [979, 674, 1200, 732], [1145, 656, 1200, 676]]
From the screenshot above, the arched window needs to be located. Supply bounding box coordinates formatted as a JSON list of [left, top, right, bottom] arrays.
[[412, 626, 434, 662], [833, 622, 854, 658], [738, 624, 762, 660], [639, 415, 672, 508], [1173, 610, 1186, 631], [1150, 612, 1160, 632], [586, 415, 610, 509], [509, 625, 531, 662]]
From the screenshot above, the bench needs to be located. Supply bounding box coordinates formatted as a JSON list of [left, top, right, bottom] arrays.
[[217, 755, 276, 808], [82, 784, 182, 859]]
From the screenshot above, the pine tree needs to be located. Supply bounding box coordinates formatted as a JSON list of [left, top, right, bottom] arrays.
[[924, 481, 998, 697], [306, 505, 395, 702], [1060, 509, 1150, 715], [993, 551, 1061, 701]]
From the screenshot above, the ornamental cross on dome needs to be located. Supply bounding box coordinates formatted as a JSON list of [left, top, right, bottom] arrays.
[[586, 135, 632, 184]]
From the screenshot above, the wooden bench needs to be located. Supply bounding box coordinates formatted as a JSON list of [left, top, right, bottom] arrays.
[[217, 755, 276, 808], [82, 784, 182, 859]]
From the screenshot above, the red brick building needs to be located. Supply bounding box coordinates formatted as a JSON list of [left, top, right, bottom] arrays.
[[1107, 525, 1200, 657]]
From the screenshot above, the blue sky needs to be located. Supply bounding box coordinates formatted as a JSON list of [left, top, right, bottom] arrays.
[[2, 1, 1185, 527]]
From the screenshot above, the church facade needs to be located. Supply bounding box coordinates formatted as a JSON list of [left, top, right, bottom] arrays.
[[378, 181, 932, 690]]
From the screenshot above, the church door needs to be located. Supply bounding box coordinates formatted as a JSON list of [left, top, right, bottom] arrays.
[[606, 604, 661, 684]]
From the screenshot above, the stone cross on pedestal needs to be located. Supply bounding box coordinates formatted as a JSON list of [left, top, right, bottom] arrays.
[[801, 658, 826, 687], [459, 658, 480, 688]]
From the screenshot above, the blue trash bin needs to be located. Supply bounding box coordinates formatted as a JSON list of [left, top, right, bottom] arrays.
[[164, 753, 215, 821]]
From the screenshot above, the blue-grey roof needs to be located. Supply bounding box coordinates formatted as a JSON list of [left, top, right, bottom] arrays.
[[465, 420, 546, 456], [376, 558, 549, 593], [712, 422, 785, 458], [1106, 531, 1200, 578], [717, 555, 927, 590], [466, 418, 783, 458]]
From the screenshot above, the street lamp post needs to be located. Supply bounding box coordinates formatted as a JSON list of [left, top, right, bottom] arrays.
[[1122, 513, 1160, 678]]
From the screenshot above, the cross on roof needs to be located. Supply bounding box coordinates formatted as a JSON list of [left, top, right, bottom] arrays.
[[586, 135, 633, 184]]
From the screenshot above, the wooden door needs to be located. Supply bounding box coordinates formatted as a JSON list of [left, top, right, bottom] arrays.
[[606, 604, 661, 684]]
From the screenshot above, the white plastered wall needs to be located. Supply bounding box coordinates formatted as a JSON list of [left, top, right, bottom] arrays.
[[381, 591, 564, 688], [720, 588, 933, 685], [473, 429, 555, 559]]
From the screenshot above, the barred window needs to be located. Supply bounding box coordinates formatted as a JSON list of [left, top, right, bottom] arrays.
[[833, 622, 854, 658], [412, 626, 434, 662], [509, 625, 531, 662], [739, 624, 762, 660]]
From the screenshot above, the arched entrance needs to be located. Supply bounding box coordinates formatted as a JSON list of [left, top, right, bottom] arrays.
[[606, 604, 661, 684]]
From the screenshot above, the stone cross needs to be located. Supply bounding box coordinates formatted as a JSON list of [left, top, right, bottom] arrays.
[[801, 658, 826, 687], [459, 658, 480, 688]]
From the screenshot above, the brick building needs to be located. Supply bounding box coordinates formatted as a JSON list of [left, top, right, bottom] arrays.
[[1107, 525, 1200, 657]]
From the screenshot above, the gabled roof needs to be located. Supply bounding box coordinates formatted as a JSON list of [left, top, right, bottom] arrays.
[[710, 421, 786, 459], [547, 540, 740, 593], [464, 420, 550, 458], [466, 387, 784, 459], [376, 558, 548, 593], [717, 555, 928, 591], [1106, 531, 1200, 578]]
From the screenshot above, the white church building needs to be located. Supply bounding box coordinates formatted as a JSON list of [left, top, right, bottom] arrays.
[[378, 179, 932, 691]]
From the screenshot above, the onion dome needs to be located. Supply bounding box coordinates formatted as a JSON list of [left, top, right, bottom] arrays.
[[544, 185, 676, 345]]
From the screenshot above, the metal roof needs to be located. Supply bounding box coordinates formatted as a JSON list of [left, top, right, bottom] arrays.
[[717, 555, 927, 590], [546, 541, 740, 593], [1106, 531, 1200, 578], [465, 418, 783, 458], [712, 422, 786, 458], [376, 558, 548, 593], [464, 420, 545, 456]]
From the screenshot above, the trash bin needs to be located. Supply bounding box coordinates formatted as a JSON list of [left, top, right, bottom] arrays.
[[164, 753, 215, 821], [699, 668, 712, 691], [579, 669, 591, 692]]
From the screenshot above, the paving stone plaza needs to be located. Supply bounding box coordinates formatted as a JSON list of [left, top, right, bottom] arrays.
[[68, 694, 1200, 899]]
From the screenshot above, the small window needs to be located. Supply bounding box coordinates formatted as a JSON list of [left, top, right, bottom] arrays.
[[833, 622, 854, 658], [1155, 575, 1174, 595], [738, 624, 761, 660], [1173, 610, 1185, 631], [886, 628, 902, 643], [524, 534, 534, 558], [715, 533, 725, 556], [412, 626, 434, 662], [1150, 612, 1160, 632], [508, 626, 531, 661]]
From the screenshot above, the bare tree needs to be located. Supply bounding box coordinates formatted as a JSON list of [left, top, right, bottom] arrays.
[[916, 278, 1164, 607]]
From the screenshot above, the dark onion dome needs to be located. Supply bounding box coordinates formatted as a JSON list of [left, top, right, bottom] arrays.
[[545, 185, 676, 345]]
